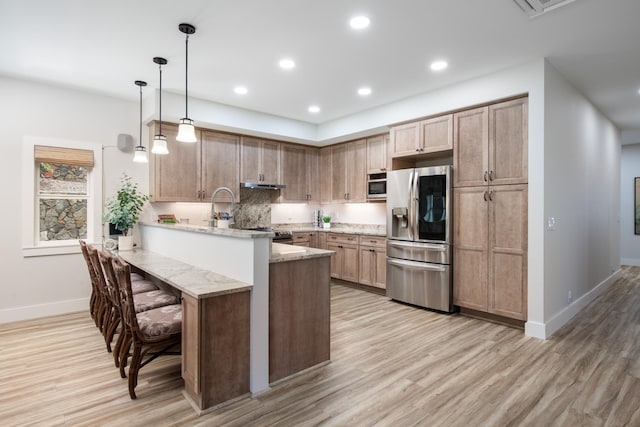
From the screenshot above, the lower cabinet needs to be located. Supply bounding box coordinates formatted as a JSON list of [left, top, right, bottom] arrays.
[[327, 233, 359, 282], [292, 231, 318, 248], [453, 184, 528, 321], [358, 236, 387, 289]]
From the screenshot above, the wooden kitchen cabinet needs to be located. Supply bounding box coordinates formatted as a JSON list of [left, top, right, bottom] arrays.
[[149, 123, 239, 202], [320, 147, 332, 204], [280, 143, 319, 202], [292, 231, 318, 248], [358, 236, 387, 289], [390, 114, 453, 158], [327, 233, 359, 282], [240, 136, 280, 184], [317, 231, 327, 250], [331, 140, 366, 203], [453, 98, 528, 188], [366, 134, 389, 173], [453, 185, 528, 321]]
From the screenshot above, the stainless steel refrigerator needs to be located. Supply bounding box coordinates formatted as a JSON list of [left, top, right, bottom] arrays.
[[386, 165, 454, 312]]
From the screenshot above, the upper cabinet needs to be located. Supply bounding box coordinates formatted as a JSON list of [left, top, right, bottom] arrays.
[[390, 114, 453, 158], [453, 98, 528, 188], [331, 140, 366, 203], [366, 134, 389, 173], [149, 123, 239, 203], [320, 147, 332, 204], [279, 143, 319, 202], [240, 137, 280, 185]]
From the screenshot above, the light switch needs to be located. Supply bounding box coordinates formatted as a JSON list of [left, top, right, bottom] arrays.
[[547, 217, 556, 231]]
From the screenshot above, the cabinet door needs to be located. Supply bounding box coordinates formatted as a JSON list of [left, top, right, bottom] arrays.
[[347, 139, 367, 202], [390, 122, 420, 157], [280, 143, 308, 202], [150, 123, 200, 202], [327, 242, 342, 278], [308, 232, 318, 248], [331, 144, 347, 202], [201, 131, 240, 203], [307, 148, 320, 202], [420, 114, 453, 153], [341, 244, 359, 282], [366, 135, 387, 173], [320, 147, 332, 204], [489, 98, 528, 185], [261, 140, 280, 184], [373, 247, 387, 289], [453, 187, 489, 311], [318, 232, 327, 250], [488, 185, 528, 320], [240, 137, 262, 183], [358, 247, 374, 286], [453, 107, 488, 188]]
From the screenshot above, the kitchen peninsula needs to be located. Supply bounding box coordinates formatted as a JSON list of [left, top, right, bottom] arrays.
[[129, 222, 333, 414]]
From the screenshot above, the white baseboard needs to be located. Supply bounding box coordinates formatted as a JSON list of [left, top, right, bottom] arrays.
[[621, 258, 640, 267], [542, 268, 623, 339], [0, 298, 88, 324], [524, 320, 546, 339]]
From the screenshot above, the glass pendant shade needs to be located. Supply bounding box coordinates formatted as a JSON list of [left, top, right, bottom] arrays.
[[177, 118, 197, 142], [152, 134, 169, 154], [133, 146, 148, 163]]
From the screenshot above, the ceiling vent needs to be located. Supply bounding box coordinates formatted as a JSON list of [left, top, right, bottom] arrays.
[[513, 0, 578, 17]]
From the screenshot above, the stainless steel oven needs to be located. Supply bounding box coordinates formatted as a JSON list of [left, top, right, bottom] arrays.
[[367, 173, 387, 199], [386, 166, 453, 312]]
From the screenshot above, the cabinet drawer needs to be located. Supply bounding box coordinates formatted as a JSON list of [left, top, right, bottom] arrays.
[[358, 236, 386, 248], [327, 233, 358, 244], [292, 232, 313, 243]]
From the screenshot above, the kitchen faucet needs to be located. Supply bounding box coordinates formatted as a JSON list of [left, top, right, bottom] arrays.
[[209, 187, 236, 227]]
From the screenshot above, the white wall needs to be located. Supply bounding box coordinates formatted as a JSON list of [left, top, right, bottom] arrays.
[[542, 62, 621, 333], [621, 143, 640, 265], [0, 76, 145, 322]]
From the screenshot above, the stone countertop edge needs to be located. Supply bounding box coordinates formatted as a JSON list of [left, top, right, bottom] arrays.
[[116, 249, 252, 299], [274, 225, 386, 237], [270, 243, 335, 264], [140, 222, 275, 239]]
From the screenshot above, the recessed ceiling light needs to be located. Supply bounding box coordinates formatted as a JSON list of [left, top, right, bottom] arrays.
[[350, 16, 370, 29], [308, 105, 320, 113], [358, 87, 372, 96], [430, 60, 448, 71], [234, 86, 248, 95], [279, 58, 296, 69]]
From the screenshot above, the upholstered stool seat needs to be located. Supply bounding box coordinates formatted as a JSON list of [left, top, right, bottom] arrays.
[[130, 272, 145, 282], [131, 280, 158, 294], [136, 304, 182, 338], [133, 290, 181, 313]]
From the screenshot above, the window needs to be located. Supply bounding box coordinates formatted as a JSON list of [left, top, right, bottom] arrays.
[[22, 137, 102, 257]]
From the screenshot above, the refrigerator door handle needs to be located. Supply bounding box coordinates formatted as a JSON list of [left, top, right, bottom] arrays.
[[387, 258, 446, 272], [407, 171, 415, 241], [387, 240, 447, 252]]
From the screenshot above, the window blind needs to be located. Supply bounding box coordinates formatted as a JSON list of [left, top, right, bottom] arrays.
[[34, 145, 94, 167]]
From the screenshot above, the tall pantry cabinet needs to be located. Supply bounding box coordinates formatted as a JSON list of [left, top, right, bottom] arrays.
[[453, 97, 528, 321]]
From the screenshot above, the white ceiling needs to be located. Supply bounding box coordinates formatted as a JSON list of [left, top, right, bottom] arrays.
[[2, 0, 640, 137]]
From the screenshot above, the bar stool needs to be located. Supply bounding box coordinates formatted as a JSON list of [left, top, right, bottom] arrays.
[[110, 255, 182, 399]]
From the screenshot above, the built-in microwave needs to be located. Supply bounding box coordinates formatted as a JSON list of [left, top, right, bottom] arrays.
[[367, 173, 387, 199]]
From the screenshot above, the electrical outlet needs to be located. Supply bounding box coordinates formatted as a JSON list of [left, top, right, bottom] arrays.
[[567, 291, 573, 304], [547, 217, 556, 231]]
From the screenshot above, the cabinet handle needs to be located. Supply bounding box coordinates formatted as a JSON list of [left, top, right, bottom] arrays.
[[381, 167, 386, 171], [488, 190, 494, 201], [489, 170, 494, 181], [484, 171, 488, 182], [483, 191, 489, 202], [415, 148, 420, 152]]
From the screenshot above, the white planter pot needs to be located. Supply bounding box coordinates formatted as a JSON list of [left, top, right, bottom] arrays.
[[217, 219, 230, 229], [118, 235, 134, 251], [323, 222, 331, 229]]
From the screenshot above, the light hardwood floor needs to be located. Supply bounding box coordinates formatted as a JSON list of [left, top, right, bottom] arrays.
[[2, 267, 639, 426]]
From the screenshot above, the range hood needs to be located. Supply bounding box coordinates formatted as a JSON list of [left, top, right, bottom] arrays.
[[241, 182, 286, 190]]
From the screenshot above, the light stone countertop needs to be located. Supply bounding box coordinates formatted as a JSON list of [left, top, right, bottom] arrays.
[[270, 243, 335, 264], [140, 221, 275, 239], [274, 224, 386, 237], [117, 249, 252, 299]]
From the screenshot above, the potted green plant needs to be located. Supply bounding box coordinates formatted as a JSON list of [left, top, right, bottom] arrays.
[[322, 215, 331, 229], [103, 174, 149, 251]]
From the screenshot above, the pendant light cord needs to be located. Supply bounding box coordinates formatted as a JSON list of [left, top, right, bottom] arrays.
[[139, 83, 143, 148], [158, 63, 163, 135], [184, 33, 189, 118]]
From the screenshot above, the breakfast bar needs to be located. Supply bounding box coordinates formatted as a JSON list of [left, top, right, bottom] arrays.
[[125, 222, 333, 414]]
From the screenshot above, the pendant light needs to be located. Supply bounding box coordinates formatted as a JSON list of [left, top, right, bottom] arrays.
[[151, 57, 169, 154], [176, 23, 197, 143], [133, 80, 149, 163]]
